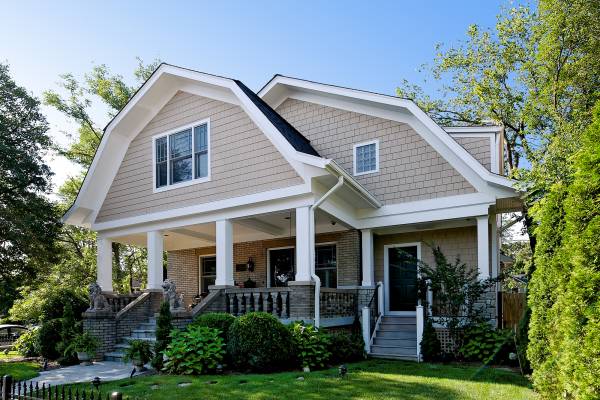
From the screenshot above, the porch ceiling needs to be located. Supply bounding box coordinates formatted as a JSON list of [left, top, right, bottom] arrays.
[[113, 208, 350, 251]]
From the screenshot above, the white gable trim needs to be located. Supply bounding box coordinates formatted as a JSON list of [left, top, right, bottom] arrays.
[[258, 76, 517, 196], [64, 65, 330, 228]]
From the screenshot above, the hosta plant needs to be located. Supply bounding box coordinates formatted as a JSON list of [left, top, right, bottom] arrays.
[[162, 326, 224, 375]]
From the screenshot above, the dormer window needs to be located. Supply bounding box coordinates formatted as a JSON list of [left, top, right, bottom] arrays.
[[353, 139, 379, 175], [153, 119, 210, 191]]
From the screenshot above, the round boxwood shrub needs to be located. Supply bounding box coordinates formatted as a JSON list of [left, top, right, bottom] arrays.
[[227, 312, 293, 372], [38, 319, 62, 360], [191, 312, 235, 340]]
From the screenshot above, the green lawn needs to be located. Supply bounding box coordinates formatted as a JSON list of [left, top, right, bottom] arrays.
[[67, 359, 536, 400], [0, 361, 40, 381]]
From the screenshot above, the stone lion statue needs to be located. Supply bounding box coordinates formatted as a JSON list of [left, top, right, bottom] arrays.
[[88, 282, 110, 311], [162, 279, 184, 310]]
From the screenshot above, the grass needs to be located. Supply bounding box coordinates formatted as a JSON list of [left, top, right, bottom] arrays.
[[65, 359, 537, 400], [0, 361, 40, 381], [0, 351, 20, 360]]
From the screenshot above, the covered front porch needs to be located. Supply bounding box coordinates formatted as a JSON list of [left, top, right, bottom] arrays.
[[95, 206, 366, 327]]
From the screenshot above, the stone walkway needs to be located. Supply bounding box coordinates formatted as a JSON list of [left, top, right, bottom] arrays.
[[27, 361, 135, 387]]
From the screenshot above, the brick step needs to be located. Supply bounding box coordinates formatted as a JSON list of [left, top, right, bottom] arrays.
[[137, 322, 157, 330], [131, 330, 156, 340]]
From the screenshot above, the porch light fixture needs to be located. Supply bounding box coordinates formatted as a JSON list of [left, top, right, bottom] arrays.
[[246, 257, 255, 272]]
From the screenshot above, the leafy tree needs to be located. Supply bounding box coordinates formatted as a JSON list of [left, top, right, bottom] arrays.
[[42, 58, 160, 294], [0, 63, 61, 314]]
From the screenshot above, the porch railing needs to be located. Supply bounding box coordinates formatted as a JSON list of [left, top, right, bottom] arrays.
[[105, 293, 140, 313], [319, 288, 357, 319], [224, 288, 291, 319]]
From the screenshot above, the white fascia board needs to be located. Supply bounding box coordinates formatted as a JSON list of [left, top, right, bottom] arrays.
[[356, 202, 492, 230], [95, 184, 314, 238], [259, 76, 517, 195], [324, 161, 382, 208], [444, 126, 503, 134]]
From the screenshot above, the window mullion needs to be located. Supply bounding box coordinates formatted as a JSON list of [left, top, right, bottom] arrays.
[[191, 124, 196, 181]]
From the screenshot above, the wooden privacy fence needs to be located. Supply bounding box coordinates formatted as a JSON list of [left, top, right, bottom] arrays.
[[500, 292, 526, 329], [0, 376, 123, 400]]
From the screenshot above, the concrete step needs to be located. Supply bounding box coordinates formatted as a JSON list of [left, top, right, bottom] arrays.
[[137, 322, 157, 330], [375, 330, 416, 340], [104, 351, 126, 362], [372, 337, 416, 347], [122, 336, 156, 343], [114, 343, 131, 350], [131, 329, 156, 339], [370, 344, 417, 357]]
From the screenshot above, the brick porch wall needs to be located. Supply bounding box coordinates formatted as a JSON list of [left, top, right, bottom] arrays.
[[167, 230, 360, 308]]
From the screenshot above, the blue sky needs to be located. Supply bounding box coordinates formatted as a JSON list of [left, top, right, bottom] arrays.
[[2, 0, 513, 191]]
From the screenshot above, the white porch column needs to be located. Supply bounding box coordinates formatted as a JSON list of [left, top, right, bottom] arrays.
[[490, 214, 499, 278], [147, 230, 164, 290], [361, 229, 375, 286], [96, 236, 113, 292], [295, 206, 313, 282], [476, 215, 490, 280], [215, 219, 234, 286]]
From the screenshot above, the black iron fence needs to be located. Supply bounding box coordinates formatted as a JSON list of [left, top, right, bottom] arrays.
[[0, 376, 123, 400]]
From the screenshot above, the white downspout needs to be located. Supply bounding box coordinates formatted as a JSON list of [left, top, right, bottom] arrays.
[[310, 175, 344, 328]]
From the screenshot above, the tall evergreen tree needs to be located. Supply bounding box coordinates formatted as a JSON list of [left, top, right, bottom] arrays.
[[0, 63, 61, 314]]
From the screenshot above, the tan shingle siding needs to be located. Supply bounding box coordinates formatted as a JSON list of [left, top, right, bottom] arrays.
[[454, 137, 492, 171], [276, 98, 476, 205], [96, 91, 303, 223]]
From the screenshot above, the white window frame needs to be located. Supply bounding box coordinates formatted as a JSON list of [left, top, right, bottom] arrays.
[[353, 139, 379, 176], [199, 254, 216, 294], [315, 241, 338, 288], [152, 118, 211, 193]]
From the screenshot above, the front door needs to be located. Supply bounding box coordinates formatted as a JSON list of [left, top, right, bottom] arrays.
[[385, 244, 419, 314], [269, 247, 295, 287]]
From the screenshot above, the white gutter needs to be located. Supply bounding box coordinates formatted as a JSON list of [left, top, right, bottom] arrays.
[[310, 175, 345, 328]]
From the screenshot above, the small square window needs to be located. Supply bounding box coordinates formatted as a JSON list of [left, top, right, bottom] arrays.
[[353, 140, 379, 175]]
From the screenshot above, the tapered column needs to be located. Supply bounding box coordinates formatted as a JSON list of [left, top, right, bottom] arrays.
[[147, 230, 164, 290], [361, 229, 375, 286], [215, 219, 234, 286], [476, 215, 490, 280], [295, 206, 313, 282], [490, 214, 499, 278], [97, 236, 113, 292]]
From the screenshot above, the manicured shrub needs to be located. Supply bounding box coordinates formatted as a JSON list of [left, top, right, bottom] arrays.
[[420, 319, 441, 362], [327, 330, 366, 365], [458, 322, 513, 364], [38, 319, 62, 360], [151, 301, 172, 371], [163, 326, 224, 375], [14, 326, 40, 357], [191, 312, 235, 340], [227, 312, 293, 372], [289, 322, 331, 370]]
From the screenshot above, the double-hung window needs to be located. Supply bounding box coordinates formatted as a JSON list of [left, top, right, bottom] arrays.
[[315, 244, 337, 288], [154, 120, 210, 190], [353, 140, 379, 175]]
